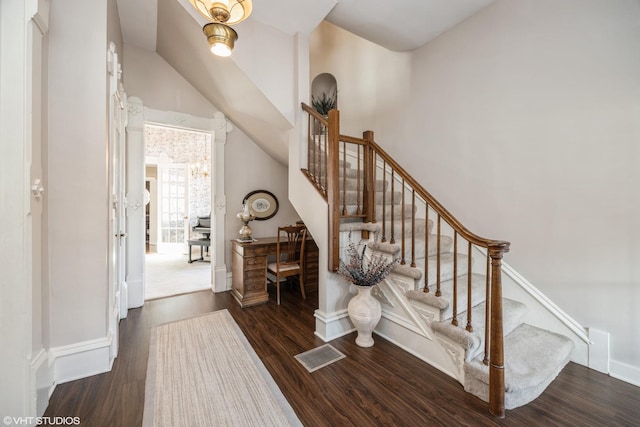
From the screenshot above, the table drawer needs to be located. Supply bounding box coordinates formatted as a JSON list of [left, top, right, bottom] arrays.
[[245, 278, 265, 290], [243, 246, 271, 257], [244, 256, 266, 267], [244, 269, 265, 279]]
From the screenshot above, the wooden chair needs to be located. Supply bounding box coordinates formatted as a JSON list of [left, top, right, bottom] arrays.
[[267, 225, 307, 305]]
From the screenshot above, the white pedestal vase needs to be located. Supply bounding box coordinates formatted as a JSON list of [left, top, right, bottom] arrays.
[[348, 285, 382, 347]]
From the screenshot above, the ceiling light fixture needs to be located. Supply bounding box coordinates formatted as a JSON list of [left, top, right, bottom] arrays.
[[189, 0, 252, 57], [203, 23, 237, 57]]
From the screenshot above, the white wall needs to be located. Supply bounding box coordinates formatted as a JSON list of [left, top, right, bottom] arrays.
[[107, 0, 123, 57], [311, 0, 640, 377], [47, 0, 109, 347], [124, 44, 217, 118], [233, 19, 296, 125], [403, 0, 640, 375], [224, 129, 301, 265], [310, 21, 412, 137]]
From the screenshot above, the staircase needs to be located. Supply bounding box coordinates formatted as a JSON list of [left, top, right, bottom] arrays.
[[301, 104, 575, 417]]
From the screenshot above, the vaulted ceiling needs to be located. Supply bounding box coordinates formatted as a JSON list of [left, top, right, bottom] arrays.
[[117, 0, 496, 53], [115, 0, 496, 164]]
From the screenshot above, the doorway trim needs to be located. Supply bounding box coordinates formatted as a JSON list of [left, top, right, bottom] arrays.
[[125, 97, 231, 307]]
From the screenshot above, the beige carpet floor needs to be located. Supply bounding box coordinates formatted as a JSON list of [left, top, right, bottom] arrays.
[[145, 251, 211, 300], [143, 310, 302, 427]]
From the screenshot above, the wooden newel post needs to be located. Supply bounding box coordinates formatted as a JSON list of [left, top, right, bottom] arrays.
[[488, 243, 509, 418], [326, 109, 340, 271]]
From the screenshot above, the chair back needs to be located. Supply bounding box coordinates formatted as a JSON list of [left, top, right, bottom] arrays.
[[276, 225, 307, 266]]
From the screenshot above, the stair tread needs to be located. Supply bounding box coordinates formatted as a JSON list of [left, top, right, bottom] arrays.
[[370, 234, 454, 259], [340, 219, 434, 238], [432, 298, 528, 362], [379, 219, 433, 237], [465, 323, 574, 391], [419, 252, 471, 286], [407, 273, 487, 320]]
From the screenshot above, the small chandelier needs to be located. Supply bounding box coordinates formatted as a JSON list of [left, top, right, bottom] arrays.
[[191, 145, 210, 179], [189, 0, 252, 57], [191, 156, 209, 179]]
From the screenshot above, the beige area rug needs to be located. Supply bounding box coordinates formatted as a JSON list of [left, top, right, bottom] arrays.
[[143, 310, 302, 427], [145, 251, 211, 300]]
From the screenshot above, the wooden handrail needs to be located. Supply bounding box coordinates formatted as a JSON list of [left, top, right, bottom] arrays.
[[301, 103, 510, 417], [302, 102, 328, 124]]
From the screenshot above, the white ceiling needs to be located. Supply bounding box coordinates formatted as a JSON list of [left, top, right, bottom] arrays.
[[115, 0, 497, 164], [117, 0, 497, 53], [325, 0, 496, 51]]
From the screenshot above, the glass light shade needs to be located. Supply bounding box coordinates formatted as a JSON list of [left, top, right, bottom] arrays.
[[189, 0, 252, 25], [211, 42, 231, 57], [203, 23, 238, 57]]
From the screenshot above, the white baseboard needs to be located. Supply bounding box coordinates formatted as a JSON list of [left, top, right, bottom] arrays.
[[128, 277, 144, 308], [587, 328, 609, 373], [48, 335, 113, 386], [610, 360, 640, 388], [30, 349, 50, 416], [218, 268, 231, 292], [120, 281, 129, 319], [313, 305, 454, 382], [313, 308, 353, 342]]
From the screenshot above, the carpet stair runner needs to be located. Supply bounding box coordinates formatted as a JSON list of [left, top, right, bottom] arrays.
[[335, 159, 574, 410]]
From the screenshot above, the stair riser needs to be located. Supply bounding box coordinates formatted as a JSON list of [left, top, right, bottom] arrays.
[[308, 165, 359, 178], [341, 191, 402, 206], [375, 205, 416, 221], [421, 253, 470, 287], [374, 235, 454, 259], [341, 204, 417, 218], [342, 178, 388, 192], [376, 219, 432, 239]]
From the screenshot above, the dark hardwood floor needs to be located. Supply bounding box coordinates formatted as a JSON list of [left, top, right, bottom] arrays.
[[44, 287, 640, 426]]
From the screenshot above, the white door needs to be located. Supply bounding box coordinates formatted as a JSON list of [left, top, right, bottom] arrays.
[[27, 2, 47, 414], [0, 0, 48, 414], [114, 92, 127, 320], [157, 163, 189, 254], [107, 43, 127, 359]]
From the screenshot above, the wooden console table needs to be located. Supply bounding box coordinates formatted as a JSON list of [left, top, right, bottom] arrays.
[[231, 236, 318, 307]]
